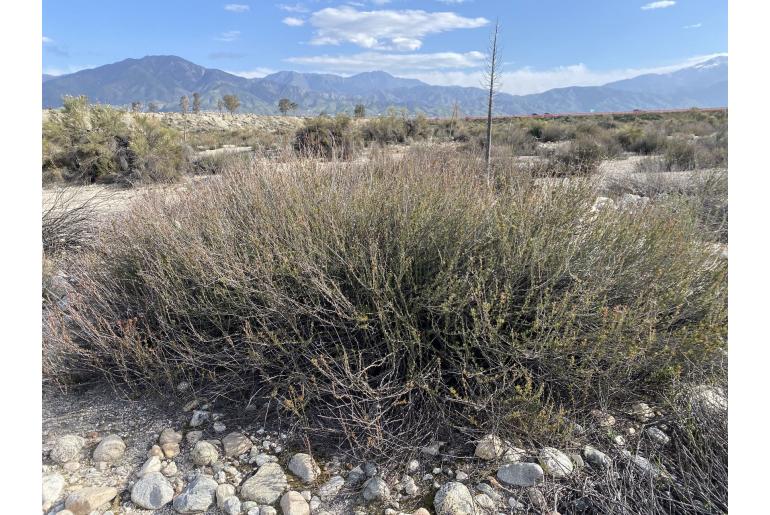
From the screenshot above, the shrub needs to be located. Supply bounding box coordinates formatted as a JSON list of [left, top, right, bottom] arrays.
[[43, 97, 189, 185], [533, 137, 605, 177], [663, 138, 698, 171], [122, 117, 188, 185], [47, 152, 726, 457], [42, 188, 109, 255], [617, 128, 666, 155], [294, 114, 357, 159]]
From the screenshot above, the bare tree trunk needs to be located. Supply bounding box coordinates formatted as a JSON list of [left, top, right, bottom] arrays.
[[484, 20, 501, 185]]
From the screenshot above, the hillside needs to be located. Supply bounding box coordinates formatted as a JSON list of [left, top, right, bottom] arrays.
[[42, 55, 727, 116]]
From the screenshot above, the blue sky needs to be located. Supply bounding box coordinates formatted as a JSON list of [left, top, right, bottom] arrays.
[[42, 0, 727, 95]]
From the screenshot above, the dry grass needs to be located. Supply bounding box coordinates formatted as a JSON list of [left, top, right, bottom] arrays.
[[45, 150, 726, 461]]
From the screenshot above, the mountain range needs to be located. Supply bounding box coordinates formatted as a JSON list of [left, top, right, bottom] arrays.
[[42, 55, 727, 116]]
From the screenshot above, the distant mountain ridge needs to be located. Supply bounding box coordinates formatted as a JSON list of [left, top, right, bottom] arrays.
[[42, 55, 727, 116]]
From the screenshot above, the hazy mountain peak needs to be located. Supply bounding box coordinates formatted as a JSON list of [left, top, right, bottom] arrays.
[[43, 55, 727, 116]]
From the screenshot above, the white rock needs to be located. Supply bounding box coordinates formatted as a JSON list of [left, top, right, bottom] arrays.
[[407, 459, 420, 473], [455, 471, 468, 481], [475, 483, 501, 504], [250, 452, 278, 467], [502, 446, 526, 463], [240, 462, 288, 504], [42, 473, 66, 511], [624, 451, 663, 478], [190, 410, 210, 427], [172, 474, 218, 513], [131, 471, 174, 510], [161, 461, 178, 477], [362, 477, 390, 502], [260, 506, 277, 515], [434, 482, 475, 515], [538, 447, 574, 478], [223, 432, 253, 457], [690, 385, 728, 412], [158, 428, 183, 446], [474, 434, 505, 461], [646, 427, 670, 446], [217, 483, 237, 508], [223, 496, 242, 515], [401, 475, 418, 496], [51, 435, 85, 464], [281, 491, 310, 515], [137, 456, 162, 477], [288, 453, 321, 483], [613, 435, 627, 447], [583, 445, 611, 470], [319, 475, 345, 500], [214, 421, 227, 433], [496, 463, 544, 487], [92, 434, 126, 463], [474, 493, 496, 512], [192, 441, 219, 466], [64, 486, 118, 514]]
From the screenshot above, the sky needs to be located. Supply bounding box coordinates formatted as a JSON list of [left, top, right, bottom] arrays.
[[42, 0, 727, 95]]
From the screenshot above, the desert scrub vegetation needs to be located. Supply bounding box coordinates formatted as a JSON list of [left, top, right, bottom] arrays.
[[46, 150, 726, 458], [43, 96, 190, 186], [605, 169, 728, 243], [294, 114, 359, 159]]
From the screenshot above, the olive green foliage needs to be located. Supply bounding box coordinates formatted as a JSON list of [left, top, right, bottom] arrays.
[[43, 96, 188, 185], [294, 114, 357, 159], [361, 109, 430, 144], [47, 151, 726, 455]]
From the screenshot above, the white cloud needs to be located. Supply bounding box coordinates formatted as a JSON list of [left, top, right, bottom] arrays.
[[683, 23, 702, 29], [286, 51, 485, 73], [42, 36, 53, 43], [641, 1, 676, 10], [43, 64, 94, 76], [226, 67, 277, 78], [307, 6, 488, 51], [436, 0, 471, 4], [407, 53, 726, 95], [278, 3, 308, 13], [224, 4, 250, 12], [286, 51, 726, 95], [283, 17, 305, 26], [215, 30, 241, 42], [371, 0, 391, 5]]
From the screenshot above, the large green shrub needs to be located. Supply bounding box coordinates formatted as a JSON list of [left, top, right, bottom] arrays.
[[43, 97, 188, 185], [48, 152, 726, 454], [294, 114, 357, 159]]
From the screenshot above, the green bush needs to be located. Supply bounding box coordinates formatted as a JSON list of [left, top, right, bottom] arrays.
[[47, 152, 726, 454], [294, 114, 357, 159], [43, 96, 189, 185]]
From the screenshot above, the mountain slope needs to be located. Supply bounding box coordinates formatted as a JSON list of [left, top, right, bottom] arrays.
[[42, 55, 728, 116]]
